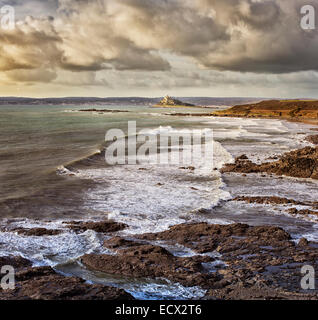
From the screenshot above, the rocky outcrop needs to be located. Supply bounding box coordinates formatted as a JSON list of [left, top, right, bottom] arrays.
[[221, 147, 318, 179], [64, 220, 127, 233], [82, 241, 216, 288], [306, 135, 318, 145], [232, 196, 308, 206], [137, 223, 291, 253], [0, 266, 134, 300], [0, 256, 32, 270], [81, 223, 318, 299], [287, 208, 318, 217], [154, 96, 195, 107], [205, 283, 318, 300], [3, 221, 318, 300], [12, 228, 63, 237]]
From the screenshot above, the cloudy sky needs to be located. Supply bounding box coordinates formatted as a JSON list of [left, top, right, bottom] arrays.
[[0, 0, 317, 98]]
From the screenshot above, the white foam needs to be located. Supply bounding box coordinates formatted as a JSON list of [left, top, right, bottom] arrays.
[[72, 129, 233, 234], [126, 281, 207, 300], [0, 226, 110, 266]]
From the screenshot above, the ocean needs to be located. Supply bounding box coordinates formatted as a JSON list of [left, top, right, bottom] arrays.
[[1, 103, 318, 299]]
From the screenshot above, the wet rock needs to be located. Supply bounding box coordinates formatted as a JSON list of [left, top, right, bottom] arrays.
[[0, 256, 32, 270], [64, 220, 127, 233], [298, 238, 309, 247], [104, 236, 144, 249], [233, 196, 306, 206], [179, 166, 195, 171], [221, 147, 318, 180], [0, 266, 134, 300], [12, 228, 63, 237], [133, 222, 318, 297], [138, 223, 290, 253], [205, 283, 318, 300], [81, 242, 216, 288], [306, 135, 318, 145], [236, 154, 249, 161], [287, 208, 318, 217]]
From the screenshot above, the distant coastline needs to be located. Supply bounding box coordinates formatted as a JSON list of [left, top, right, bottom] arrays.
[[0, 96, 265, 107], [211, 99, 318, 125]]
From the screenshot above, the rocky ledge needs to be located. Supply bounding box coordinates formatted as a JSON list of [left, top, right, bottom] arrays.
[[0, 220, 127, 237], [306, 135, 318, 145], [221, 147, 318, 180], [0, 256, 134, 300], [11, 228, 63, 237], [83, 239, 215, 288], [64, 220, 127, 233], [80, 223, 318, 300]]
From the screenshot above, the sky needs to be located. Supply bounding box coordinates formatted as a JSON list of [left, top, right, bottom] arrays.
[[0, 0, 317, 98]]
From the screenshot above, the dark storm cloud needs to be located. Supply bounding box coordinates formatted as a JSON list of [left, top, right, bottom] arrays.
[[0, 0, 317, 83]]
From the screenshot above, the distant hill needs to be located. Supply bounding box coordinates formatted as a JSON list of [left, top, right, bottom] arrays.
[[213, 99, 318, 121]]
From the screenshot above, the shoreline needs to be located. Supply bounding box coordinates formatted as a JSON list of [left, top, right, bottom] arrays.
[[1, 109, 318, 300], [2, 217, 318, 300]]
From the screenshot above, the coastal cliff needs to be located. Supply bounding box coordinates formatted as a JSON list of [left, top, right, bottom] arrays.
[[212, 99, 318, 123]]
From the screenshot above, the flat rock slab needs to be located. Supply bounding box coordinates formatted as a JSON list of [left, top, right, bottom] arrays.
[[64, 220, 127, 233], [0, 266, 134, 300], [0, 256, 32, 270], [82, 241, 216, 288], [12, 228, 63, 236]]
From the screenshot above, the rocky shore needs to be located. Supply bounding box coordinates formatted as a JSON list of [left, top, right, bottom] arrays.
[[79, 222, 318, 300], [0, 216, 318, 299], [1, 123, 318, 300], [0, 220, 135, 300], [221, 147, 318, 180], [76, 131, 318, 300], [0, 256, 134, 300]]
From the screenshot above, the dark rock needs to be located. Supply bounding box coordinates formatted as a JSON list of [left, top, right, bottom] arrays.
[[237, 154, 249, 161], [104, 237, 144, 249], [233, 196, 306, 206], [298, 238, 309, 247], [138, 223, 290, 253], [0, 266, 134, 300], [221, 147, 318, 180], [13, 228, 63, 237], [0, 256, 32, 270], [81, 242, 216, 288], [64, 220, 127, 233], [287, 208, 318, 217], [81, 222, 318, 299], [306, 135, 318, 145]]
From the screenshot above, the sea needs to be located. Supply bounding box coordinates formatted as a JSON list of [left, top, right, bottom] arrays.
[[1, 102, 318, 299]]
